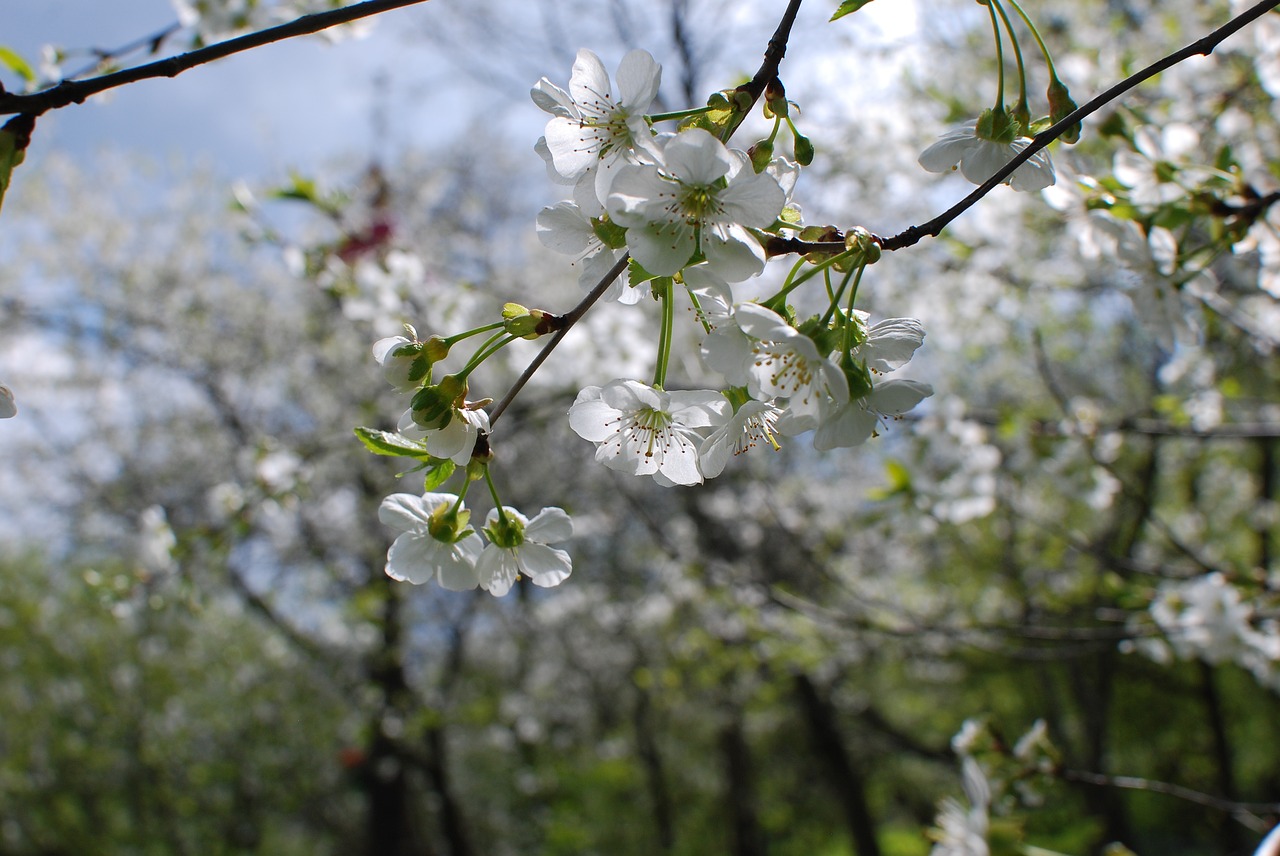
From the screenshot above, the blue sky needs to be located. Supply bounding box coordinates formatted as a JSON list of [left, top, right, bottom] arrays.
[[3, 1, 924, 182], [4, 1, 464, 180]]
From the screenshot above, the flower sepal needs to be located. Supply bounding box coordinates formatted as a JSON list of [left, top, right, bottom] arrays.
[[410, 374, 468, 431], [425, 501, 474, 545], [483, 510, 526, 550], [975, 106, 1021, 145]]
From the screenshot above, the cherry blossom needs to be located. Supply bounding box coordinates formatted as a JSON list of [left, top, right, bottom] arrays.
[[378, 492, 482, 590], [731, 303, 848, 431], [568, 379, 727, 486], [607, 129, 786, 280], [811, 378, 934, 451], [534, 49, 663, 202], [697, 399, 785, 478], [919, 120, 1055, 192], [477, 506, 574, 596]]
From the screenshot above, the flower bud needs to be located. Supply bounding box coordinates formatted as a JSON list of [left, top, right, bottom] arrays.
[[844, 227, 881, 266], [748, 139, 774, 174], [502, 303, 560, 339], [792, 131, 814, 166], [410, 374, 467, 431], [1047, 78, 1081, 144], [764, 78, 788, 119]]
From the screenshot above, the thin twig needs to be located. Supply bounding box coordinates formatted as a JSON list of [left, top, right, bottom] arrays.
[[876, 0, 1280, 251], [1062, 769, 1280, 833], [487, 253, 631, 427], [0, 0, 434, 117]]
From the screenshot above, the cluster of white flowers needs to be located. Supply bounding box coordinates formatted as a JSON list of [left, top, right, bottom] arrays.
[[530, 50, 933, 487], [369, 335, 575, 595], [1129, 572, 1280, 690], [929, 743, 992, 856], [379, 493, 572, 597]]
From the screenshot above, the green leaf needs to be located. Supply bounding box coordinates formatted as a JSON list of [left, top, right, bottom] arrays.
[[830, 0, 875, 22], [353, 427, 432, 459], [423, 459, 455, 491], [0, 46, 35, 85], [0, 114, 35, 214]]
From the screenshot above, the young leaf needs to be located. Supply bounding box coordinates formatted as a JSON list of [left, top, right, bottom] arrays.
[[0, 114, 36, 213], [0, 46, 35, 85], [354, 426, 432, 459], [830, 0, 876, 22]]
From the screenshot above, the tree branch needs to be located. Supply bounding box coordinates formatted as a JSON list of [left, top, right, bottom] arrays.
[[875, 0, 1280, 252], [1062, 768, 1280, 833], [0, 0, 434, 117]]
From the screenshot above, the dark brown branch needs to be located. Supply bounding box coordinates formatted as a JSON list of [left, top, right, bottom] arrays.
[[0, 0, 434, 117], [875, 0, 1280, 252]]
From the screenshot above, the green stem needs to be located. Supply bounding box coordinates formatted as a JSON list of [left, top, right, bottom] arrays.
[[647, 105, 714, 123], [682, 280, 715, 335], [652, 278, 675, 388], [444, 321, 506, 349], [840, 264, 867, 357], [990, 0, 1028, 118], [1005, 0, 1059, 81], [762, 251, 857, 313], [986, 0, 1006, 109], [483, 466, 507, 524], [458, 332, 518, 379]]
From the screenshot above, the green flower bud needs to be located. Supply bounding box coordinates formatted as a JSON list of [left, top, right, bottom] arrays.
[[843, 226, 881, 266], [1047, 78, 1081, 144], [793, 131, 814, 166], [764, 78, 788, 119], [410, 374, 467, 431], [502, 303, 560, 339], [749, 139, 774, 174]]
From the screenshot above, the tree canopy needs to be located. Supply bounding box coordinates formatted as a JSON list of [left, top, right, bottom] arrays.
[[1, 1, 1279, 854]]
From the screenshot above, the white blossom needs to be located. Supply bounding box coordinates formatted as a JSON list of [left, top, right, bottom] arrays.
[[731, 303, 848, 431], [928, 757, 991, 856], [607, 129, 785, 280], [812, 378, 934, 451], [477, 507, 574, 596], [378, 492, 482, 590], [568, 379, 728, 486], [919, 121, 1055, 192], [398, 405, 490, 467], [534, 49, 663, 202]]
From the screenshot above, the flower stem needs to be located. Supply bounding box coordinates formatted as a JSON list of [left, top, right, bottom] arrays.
[[651, 278, 675, 388], [986, 0, 1006, 109], [647, 105, 713, 123], [1005, 0, 1059, 82], [990, 0, 1028, 122], [483, 466, 508, 525]]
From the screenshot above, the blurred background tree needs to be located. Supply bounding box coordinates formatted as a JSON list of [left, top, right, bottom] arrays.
[[0, 1, 1278, 855]]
